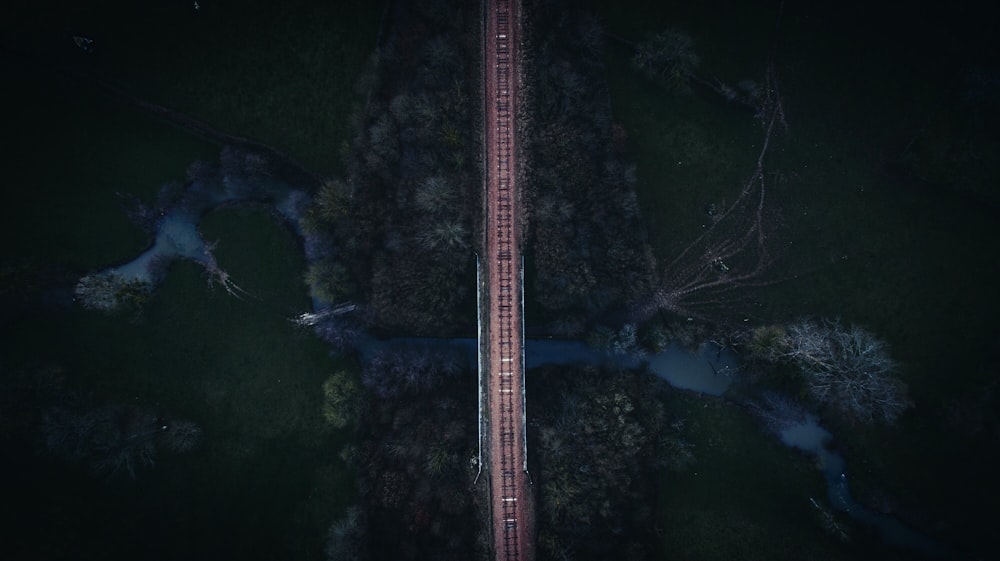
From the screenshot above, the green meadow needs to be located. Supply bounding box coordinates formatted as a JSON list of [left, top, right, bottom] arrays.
[[2, 2, 382, 558], [596, 0, 999, 557]]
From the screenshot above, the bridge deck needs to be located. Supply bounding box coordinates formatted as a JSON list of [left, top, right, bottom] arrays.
[[482, 0, 533, 560]]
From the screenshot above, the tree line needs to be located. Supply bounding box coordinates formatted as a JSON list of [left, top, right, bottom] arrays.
[[528, 363, 694, 560], [322, 347, 480, 561], [302, 0, 481, 336], [520, 1, 657, 333]]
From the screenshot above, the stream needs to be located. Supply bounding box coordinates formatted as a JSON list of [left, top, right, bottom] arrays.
[[79, 170, 954, 559], [366, 336, 955, 557], [529, 340, 954, 557], [72, 157, 312, 312], [781, 417, 954, 557]]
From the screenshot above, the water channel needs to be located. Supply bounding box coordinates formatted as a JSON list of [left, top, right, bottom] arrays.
[[400, 336, 955, 558], [78, 170, 954, 559]]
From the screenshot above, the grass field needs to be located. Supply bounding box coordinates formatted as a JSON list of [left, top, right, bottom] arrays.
[[1, 61, 216, 270], [593, 0, 1000, 557], [0, 79, 359, 552], [656, 392, 897, 561], [2, 4, 382, 555], [9, 0, 385, 177]]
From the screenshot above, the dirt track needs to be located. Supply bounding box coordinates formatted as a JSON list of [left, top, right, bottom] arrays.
[[482, 0, 534, 559]]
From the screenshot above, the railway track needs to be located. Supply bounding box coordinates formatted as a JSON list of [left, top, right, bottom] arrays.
[[482, 0, 533, 559]]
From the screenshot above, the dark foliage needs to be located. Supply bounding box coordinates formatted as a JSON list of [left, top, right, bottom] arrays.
[[219, 145, 277, 200], [312, 316, 367, 353], [325, 506, 367, 561], [302, 0, 480, 335], [353, 345, 478, 560], [631, 29, 701, 94], [528, 363, 693, 559], [523, 3, 656, 323], [360, 347, 465, 400], [42, 404, 201, 479]]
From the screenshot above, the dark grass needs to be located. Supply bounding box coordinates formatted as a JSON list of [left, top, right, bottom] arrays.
[[593, 0, 1000, 557], [0, 61, 217, 270], [656, 394, 843, 561], [656, 392, 925, 561], [7, 0, 385, 177], [1, 211, 357, 560], [3, 210, 354, 559], [2, 26, 370, 555]]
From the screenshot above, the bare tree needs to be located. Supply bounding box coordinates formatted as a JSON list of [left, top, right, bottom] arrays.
[[361, 348, 465, 399], [160, 420, 202, 453], [200, 239, 253, 299], [43, 405, 202, 479], [781, 319, 911, 425]]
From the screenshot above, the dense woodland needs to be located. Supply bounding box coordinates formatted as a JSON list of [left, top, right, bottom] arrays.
[[528, 364, 693, 560], [522, 1, 657, 330], [305, 3, 700, 558], [303, 0, 660, 337], [325, 348, 480, 561], [305, 2, 846, 559], [302, 0, 481, 336], [302, 2, 486, 559]]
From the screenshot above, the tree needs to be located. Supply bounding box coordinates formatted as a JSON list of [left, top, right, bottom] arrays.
[[745, 324, 788, 363], [74, 273, 151, 313], [632, 29, 701, 94], [781, 319, 911, 425], [325, 506, 366, 561], [321, 370, 361, 429], [364, 112, 399, 173], [531, 364, 693, 558], [304, 259, 355, 304], [312, 178, 353, 224], [413, 176, 456, 214], [526, 39, 657, 316], [43, 405, 201, 479], [420, 35, 460, 73], [416, 219, 468, 251], [311, 316, 365, 352], [586, 323, 642, 356], [360, 348, 463, 399]]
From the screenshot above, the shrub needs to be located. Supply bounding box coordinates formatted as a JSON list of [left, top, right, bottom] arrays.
[[632, 29, 701, 94], [321, 371, 361, 429]]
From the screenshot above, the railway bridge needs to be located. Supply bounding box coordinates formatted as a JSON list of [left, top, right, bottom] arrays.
[[478, 0, 534, 559]]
